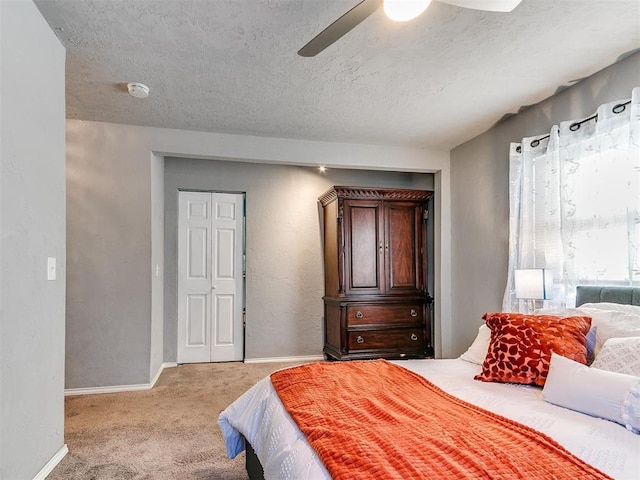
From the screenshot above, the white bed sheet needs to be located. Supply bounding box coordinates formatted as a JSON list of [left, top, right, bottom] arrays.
[[218, 359, 640, 479]]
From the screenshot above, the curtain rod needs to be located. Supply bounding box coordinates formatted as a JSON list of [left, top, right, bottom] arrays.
[[516, 100, 632, 152]]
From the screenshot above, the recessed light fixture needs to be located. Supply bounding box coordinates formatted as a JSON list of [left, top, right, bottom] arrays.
[[127, 82, 150, 99], [319, 166, 327, 173]]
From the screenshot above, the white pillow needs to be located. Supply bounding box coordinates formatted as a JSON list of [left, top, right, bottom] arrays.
[[543, 352, 640, 433], [592, 337, 640, 377], [459, 324, 490, 365], [534, 307, 585, 317], [575, 307, 640, 357], [579, 302, 640, 315]]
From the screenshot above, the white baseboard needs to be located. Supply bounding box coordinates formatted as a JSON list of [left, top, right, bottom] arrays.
[[33, 444, 68, 480], [64, 362, 177, 396], [244, 355, 324, 364], [65, 357, 323, 394], [151, 362, 177, 387]]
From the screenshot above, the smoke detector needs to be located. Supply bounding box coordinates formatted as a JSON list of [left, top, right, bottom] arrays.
[[127, 82, 150, 99]]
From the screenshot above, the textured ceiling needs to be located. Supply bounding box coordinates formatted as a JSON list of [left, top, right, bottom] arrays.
[[35, 0, 640, 149]]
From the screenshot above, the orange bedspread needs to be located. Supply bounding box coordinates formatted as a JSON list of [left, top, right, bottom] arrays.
[[270, 360, 612, 480]]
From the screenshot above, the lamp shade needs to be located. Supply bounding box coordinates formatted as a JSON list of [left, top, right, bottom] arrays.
[[514, 269, 552, 300]]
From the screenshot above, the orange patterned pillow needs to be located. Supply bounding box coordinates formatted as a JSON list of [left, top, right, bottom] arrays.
[[474, 312, 591, 386]]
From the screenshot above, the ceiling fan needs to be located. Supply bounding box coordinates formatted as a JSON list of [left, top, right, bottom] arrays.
[[298, 0, 523, 57]]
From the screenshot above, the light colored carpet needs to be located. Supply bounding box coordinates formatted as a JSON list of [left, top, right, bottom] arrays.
[[48, 361, 303, 480]]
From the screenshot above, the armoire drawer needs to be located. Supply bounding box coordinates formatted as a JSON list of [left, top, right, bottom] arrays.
[[347, 329, 425, 351], [346, 304, 423, 326]]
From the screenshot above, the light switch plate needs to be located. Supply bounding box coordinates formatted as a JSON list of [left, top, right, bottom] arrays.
[[47, 257, 56, 281]]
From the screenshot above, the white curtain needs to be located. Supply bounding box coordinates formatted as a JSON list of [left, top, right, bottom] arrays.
[[503, 87, 640, 312]]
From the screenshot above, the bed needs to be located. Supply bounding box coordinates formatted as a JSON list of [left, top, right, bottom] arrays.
[[219, 286, 640, 479]]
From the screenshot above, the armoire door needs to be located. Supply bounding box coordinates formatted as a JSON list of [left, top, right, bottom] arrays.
[[384, 201, 424, 295], [343, 199, 383, 295], [177, 191, 245, 363]]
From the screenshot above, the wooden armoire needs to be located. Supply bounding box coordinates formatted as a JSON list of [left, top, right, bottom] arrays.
[[319, 186, 433, 361]]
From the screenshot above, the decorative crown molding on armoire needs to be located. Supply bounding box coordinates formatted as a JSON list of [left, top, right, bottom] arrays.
[[319, 186, 433, 361]]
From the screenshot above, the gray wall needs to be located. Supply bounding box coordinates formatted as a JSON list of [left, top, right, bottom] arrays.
[[450, 51, 640, 357], [0, 0, 67, 478], [66, 123, 154, 388], [65, 119, 446, 388], [150, 155, 165, 380], [164, 158, 433, 360]]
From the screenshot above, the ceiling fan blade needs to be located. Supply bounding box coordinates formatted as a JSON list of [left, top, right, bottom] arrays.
[[437, 0, 522, 12], [298, 0, 381, 57]]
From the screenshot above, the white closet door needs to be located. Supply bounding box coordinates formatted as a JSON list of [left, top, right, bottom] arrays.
[[178, 191, 244, 363], [209, 192, 244, 362]]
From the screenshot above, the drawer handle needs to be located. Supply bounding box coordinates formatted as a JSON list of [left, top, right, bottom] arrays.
[[356, 335, 365, 344], [410, 333, 418, 341], [410, 309, 418, 317], [355, 311, 364, 319]]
